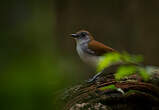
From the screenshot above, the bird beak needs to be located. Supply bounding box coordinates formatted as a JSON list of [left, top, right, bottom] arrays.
[[69, 34, 79, 38]]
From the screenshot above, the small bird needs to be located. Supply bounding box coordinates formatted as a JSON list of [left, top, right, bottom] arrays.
[[70, 30, 116, 82]]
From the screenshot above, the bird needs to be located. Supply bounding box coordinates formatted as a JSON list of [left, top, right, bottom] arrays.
[[70, 30, 117, 82]]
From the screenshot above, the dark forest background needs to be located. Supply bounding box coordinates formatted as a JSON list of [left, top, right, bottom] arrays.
[[1, 0, 159, 110]]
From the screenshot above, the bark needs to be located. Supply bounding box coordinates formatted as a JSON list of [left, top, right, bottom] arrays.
[[57, 70, 159, 110]]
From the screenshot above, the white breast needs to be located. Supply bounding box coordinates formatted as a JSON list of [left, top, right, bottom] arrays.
[[76, 44, 100, 68]]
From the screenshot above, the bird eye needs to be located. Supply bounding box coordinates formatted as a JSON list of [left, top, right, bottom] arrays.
[[80, 32, 87, 37]]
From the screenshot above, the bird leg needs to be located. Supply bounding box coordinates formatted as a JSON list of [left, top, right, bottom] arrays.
[[87, 70, 104, 83]]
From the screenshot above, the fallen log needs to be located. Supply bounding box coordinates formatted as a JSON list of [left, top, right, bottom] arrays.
[[56, 70, 159, 110]]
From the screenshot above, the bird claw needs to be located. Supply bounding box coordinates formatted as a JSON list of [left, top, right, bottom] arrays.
[[86, 77, 97, 83], [86, 72, 103, 83], [86, 70, 104, 83]]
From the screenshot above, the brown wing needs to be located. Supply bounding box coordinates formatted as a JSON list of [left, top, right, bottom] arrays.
[[88, 40, 116, 56]]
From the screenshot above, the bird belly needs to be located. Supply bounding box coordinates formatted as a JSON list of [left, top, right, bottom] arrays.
[[76, 46, 100, 68]]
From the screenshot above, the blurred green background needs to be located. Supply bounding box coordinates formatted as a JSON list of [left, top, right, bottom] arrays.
[[1, 0, 159, 110]]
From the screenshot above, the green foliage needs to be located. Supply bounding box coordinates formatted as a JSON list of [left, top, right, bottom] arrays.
[[115, 65, 137, 80], [97, 52, 121, 72], [138, 67, 150, 81], [121, 52, 143, 64], [97, 52, 151, 81], [97, 52, 143, 72], [99, 84, 117, 91]]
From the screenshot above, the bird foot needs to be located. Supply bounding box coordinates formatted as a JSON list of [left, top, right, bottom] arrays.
[[86, 77, 98, 83], [86, 70, 104, 83]]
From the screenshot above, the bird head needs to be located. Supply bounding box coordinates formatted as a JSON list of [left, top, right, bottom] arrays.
[[70, 30, 94, 43]]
